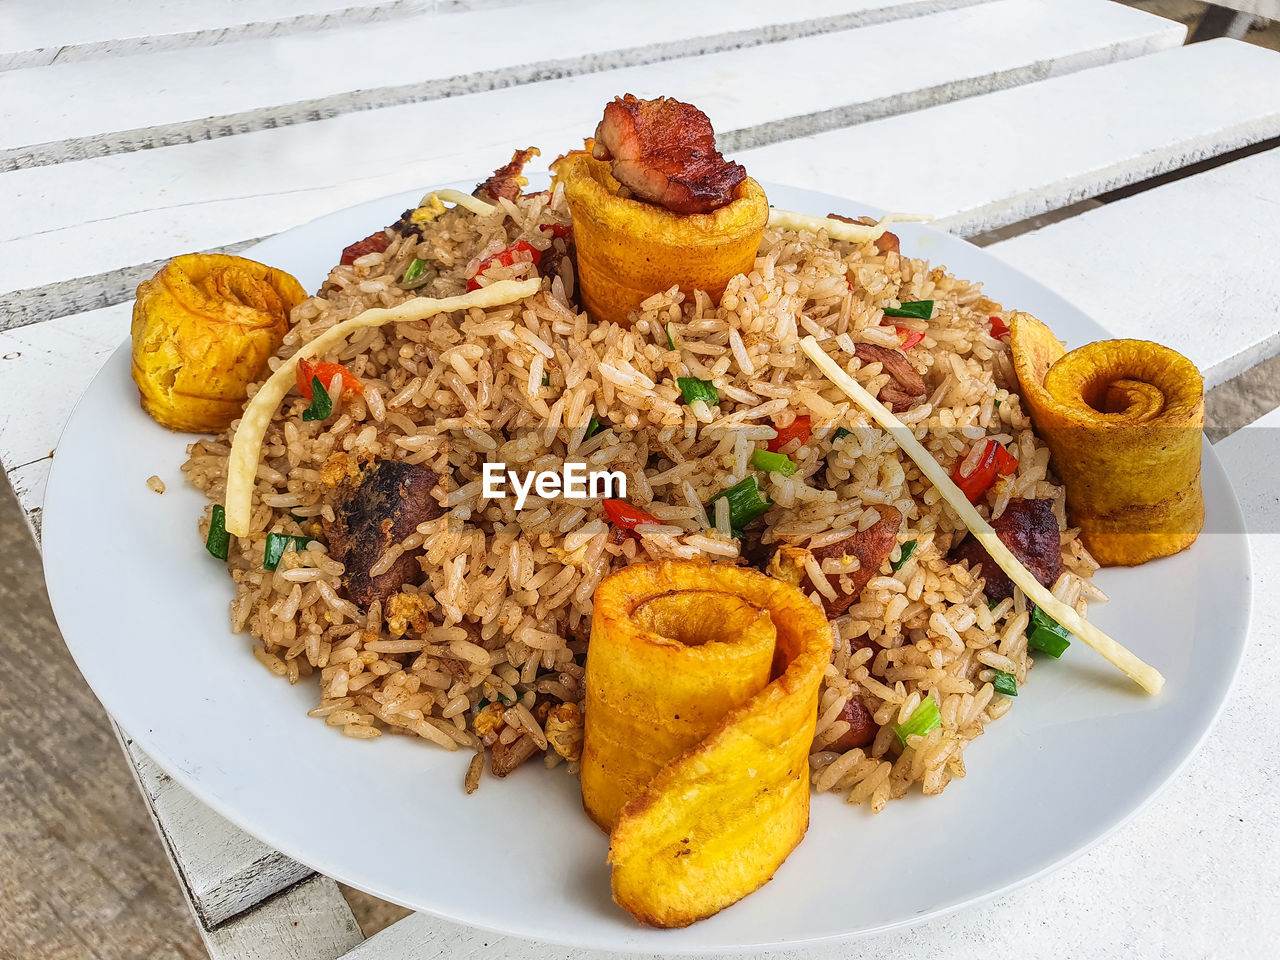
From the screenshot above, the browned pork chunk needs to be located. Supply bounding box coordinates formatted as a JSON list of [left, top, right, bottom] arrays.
[[855, 342, 926, 413], [321, 460, 444, 607], [475, 146, 541, 203], [591, 95, 746, 214], [769, 506, 902, 618], [827, 696, 878, 751], [949, 498, 1062, 603]]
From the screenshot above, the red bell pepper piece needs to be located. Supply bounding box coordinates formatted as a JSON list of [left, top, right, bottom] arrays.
[[951, 439, 1019, 503], [767, 414, 812, 453], [297, 358, 364, 400], [540, 223, 572, 239], [989, 315, 1010, 339], [602, 499, 658, 535], [466, 240, 542, 291], [896, 328, 925, 350]]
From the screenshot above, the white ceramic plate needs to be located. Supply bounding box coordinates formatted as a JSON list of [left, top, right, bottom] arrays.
[[43, 181, 1250, 953]]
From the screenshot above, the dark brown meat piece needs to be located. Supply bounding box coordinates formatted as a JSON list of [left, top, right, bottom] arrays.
[[475, 147, 540, 203], [769, 507, 902, 618], [827, 213, 899, 255], [321, 460, 444, 607], [340, 230, 391, 266], [592, 95, 746, 214], [949, 498, 1062, 603], [855, 342, 926, 413], [828, 697, 878, 752], [736, 515, 772, 571]]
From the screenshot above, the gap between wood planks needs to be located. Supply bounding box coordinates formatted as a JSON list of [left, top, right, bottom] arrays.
[[1, 0, 986, 173]]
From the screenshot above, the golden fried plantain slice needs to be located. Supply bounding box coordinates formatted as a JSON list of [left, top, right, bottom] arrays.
[[583, 560, 830, 927], [1010, 314, 1204, 565]]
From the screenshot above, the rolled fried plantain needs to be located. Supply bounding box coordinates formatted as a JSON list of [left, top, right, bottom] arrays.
[[131, 254, 305, 432], [553, 149, 768, 327], [583, 559, 830, 927], [1010, 313, 1204, 566]]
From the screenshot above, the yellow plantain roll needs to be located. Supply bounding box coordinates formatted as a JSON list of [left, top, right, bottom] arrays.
[[131, 254, 305, 432], [1010, 313, 1204, 566], [553, 150, 768, 327], [582, 559, 831, 927]]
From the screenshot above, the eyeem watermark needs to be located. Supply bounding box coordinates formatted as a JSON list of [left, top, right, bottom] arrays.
[[482, 462, 626, 509]]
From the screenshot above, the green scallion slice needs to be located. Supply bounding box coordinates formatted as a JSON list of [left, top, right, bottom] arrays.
[[894, 694, 941, 745], [677, 377, 719, 406], [205, 505, 230, 560], [883, 299, 934, 320], [1026, 605, 1071, 658], [750, 449, 797, 476], [833, 427, 853, 442], [301, 376, 332, 422], [891, 539, 917, 572], [541, 372, 551, 386], [993, 398, 1002, 409], [666, 322, 679, 350], [707, 475, 771, 529], [585, 417, 602, 439], [263, 532, 314, 571], [991, 670, 1018, 697], [401, 258, 426, 284]]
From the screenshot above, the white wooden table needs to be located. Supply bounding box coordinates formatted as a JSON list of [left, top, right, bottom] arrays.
[[3, 2, 1279, 957]]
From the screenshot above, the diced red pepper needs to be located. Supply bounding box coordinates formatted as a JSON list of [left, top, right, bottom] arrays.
[[989, 315, 1010, 339], [296, 358, 364, 400], [466, 240, 542, 291], [951, 439, 1019, 504], [602, 499, 658, 535], [767, 414, 812, 453], [539, 223, 572, 239], [340, 231, 390, 266], [896, 328, 925, 350]]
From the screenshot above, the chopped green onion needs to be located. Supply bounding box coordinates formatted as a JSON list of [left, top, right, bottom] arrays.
[[991, 670, 1018, 697], [401, 258, 426, 284], [993, 398, 1002, 409], [264, 532, 314, 571], [1026, 605, 1071, 658], [833, 427, 853, 442], [894, 694, 941, 745], [707, 475, 771, 529], [585, 417, 602, 439], [677, 377, 719, 406], [883, 299, 934, 320], [541, 372, 551, 386], [474, 697, 490, 712], [205, 505, 230, 560], [891, 539, 917, 572], [301, 376, 332, 421], [750, 449, 797, 476], [988, 598, 1000, 610], [666, 322, 679, 350]]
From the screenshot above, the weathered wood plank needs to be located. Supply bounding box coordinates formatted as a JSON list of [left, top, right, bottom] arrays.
[[202, 875, 365, 960], [987, 145, 1280, 388], [0, 0, 996, 170], [0, 0, 434, 72], [738, 38, 1280, 237], [0, 0, 1185, 323]]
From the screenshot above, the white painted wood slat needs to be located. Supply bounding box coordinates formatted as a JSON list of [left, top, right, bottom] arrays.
[[0, 0, 433, 72], [0, 0, 996, 169], [0, 0, 1185, 321], [738, 38, 1280, 238], [988, 146, 1280, 389]]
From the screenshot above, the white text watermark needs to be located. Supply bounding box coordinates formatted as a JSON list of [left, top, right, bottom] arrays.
[[481, 462, 626, 510]]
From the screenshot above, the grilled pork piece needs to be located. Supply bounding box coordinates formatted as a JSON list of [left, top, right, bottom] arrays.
[[475, 146, 540, 203], [591, 95, 746, 214], [340, 230, 391, 266], [855, 342, 927, 413], [828, 697, 878, 752], [768, 506, 902, 618], [321, 460, 444, 607], [949, 498, 1062, 603]]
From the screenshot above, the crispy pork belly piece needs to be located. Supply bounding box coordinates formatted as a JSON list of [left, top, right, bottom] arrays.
[[475, 146, 540, 202], [591, 95, 746, 214], [321, 460, 444, 607], [855, 342, 927, 413], [949, 498, 1062, 602], [768, 506, 902, 617]]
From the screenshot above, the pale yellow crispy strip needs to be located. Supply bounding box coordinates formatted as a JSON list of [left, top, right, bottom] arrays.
[[799, 335, 1165, 695], [414, 188, 498, 218], [766, 209, 932, 243], [224, 278, 540, 537]]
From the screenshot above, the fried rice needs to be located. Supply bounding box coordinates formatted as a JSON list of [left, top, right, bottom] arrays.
[[182, 182, 1103, 811]]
